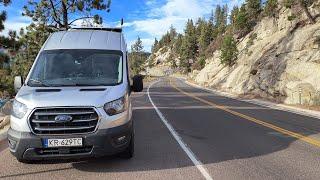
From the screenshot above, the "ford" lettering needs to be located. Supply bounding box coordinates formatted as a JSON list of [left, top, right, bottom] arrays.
[[54, 115, 73, 123]]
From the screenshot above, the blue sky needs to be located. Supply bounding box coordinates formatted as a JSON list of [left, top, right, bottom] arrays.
[[0, 0, 244, 52]]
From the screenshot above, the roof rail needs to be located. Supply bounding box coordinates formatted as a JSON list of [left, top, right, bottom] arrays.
[[68, 27, 122, 33]]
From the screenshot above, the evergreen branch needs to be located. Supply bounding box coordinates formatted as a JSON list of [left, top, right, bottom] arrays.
[[49, 0, 63, 27]]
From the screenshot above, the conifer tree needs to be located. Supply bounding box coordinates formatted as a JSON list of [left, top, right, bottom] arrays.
[[180, 19, 197, 72], [0, 0, 11, 32], [220, 35, 238, 66], [198, 23, 212, 55], [264, 0, 278, 17], [151, 38, 159, 53], [23, 0, 111, 29], [130, 37, 145, 75], [230, 6, 239, 25], [173, 34, 183, 56], [234, 5, 251, 37], [246, 0, 262, 21], [214, 5, 228, 35]]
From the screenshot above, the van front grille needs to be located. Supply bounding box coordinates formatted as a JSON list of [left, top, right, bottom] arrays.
[[29, 107, 99, 135]]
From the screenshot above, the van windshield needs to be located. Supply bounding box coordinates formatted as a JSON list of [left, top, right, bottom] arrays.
[[27, 49, 123, 87]]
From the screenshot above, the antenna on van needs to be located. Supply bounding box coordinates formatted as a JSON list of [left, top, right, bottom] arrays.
[[121, 18, 124, 28]]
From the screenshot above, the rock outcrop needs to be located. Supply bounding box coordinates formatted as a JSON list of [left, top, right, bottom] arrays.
[[194, 6, 320, 105], [148, 4, 320, 106], [146, 47, 177, 76]]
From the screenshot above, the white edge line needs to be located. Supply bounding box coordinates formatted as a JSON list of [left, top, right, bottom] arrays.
[[147, 79, 213, 180], [180, 78, 320, 120]]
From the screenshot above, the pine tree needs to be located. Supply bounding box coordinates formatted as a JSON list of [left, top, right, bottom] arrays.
[[246, 0, 262, 21], [0, 0, 11, 32], [264, 0, 278, 17], [130, 37, 145, 75], [173, 34, 183, 56], [234, 5, 251, 38], [168, 53, 177, 69], [199, 22, 212, 56], [180, 19, 197, 72], [195, 18, 206, 38], [220, 35, 238, 66], [151, 38, 159, 53], [208, 10, 216, 39], [131, 37, 143, 52], [230, 6, 239, 25], [23, 0, 111, 29], [214, 5, 222, 27], [14, 23, 55, 72], [214, 5, 228, 35], [168, 25, 177, 43]]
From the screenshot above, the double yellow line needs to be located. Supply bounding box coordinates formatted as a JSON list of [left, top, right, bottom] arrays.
[[169, 79, 320, 148]]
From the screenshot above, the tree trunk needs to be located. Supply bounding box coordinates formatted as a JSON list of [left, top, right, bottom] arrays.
[[299, 0, 316, 24], [61, 1, 68, 29]]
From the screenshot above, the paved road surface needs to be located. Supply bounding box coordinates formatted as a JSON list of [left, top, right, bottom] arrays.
[[0, 77, 320, 180]]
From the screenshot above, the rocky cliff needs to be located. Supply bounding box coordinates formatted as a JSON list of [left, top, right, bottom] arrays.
[[194, 5, 320, 105], [149, 3, 320, 106]]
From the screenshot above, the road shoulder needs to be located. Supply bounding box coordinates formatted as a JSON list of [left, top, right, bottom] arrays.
[[180, 78, 320, 120]]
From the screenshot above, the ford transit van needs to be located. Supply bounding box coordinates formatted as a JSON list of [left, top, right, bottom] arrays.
[[8, 27, 143, 162]]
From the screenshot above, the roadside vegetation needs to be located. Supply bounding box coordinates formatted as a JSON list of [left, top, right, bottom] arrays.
[[129, 36, 149, 75], [149, 0, 318, 73]]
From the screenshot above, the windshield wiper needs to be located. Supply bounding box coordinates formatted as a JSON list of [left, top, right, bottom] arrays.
[[74, 83, 110, 86], [28, 79, 51, 87], [53, 83, 111, 87]]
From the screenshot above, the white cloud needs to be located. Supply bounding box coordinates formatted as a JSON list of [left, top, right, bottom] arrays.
[[0, 13, 31, 36], [124, 0, 246, 51], [127, 0, 214, 37], [0, 21, 30, 36], [126, 0, 245, 38]]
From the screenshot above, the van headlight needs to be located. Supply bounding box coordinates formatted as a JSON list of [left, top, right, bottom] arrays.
[[12, 100, 28, 119], [104, 94, 128, 116]]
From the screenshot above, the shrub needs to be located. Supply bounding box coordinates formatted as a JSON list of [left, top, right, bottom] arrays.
[[283, 0, 295, 8], [287, 15, 297, 21], [247, 33, 257, 47]]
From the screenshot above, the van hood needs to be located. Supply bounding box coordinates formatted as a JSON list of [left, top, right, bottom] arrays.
[[15, 84, 127, 109]]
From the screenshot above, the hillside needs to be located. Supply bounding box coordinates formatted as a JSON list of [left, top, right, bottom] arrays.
[[148, 2, 320, 106]]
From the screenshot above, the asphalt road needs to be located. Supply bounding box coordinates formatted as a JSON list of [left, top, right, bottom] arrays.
[[0, 77, 320, 180]]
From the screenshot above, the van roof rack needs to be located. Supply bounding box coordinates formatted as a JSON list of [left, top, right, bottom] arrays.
[[68, 27, 122, 33]]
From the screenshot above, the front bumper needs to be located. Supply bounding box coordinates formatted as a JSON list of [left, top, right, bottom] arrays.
[[7, 120, 133, 161]]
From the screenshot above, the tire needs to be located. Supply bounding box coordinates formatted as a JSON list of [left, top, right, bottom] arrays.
[[132, 75, 143, 92], [17, 158, 33, 164], [119, 133, 134, 159]]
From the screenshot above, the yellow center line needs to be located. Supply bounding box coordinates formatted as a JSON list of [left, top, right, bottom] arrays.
[[169, 78, 320, 148]]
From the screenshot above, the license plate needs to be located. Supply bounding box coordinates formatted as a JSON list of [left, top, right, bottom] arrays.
[[44, 138, 83, 148]]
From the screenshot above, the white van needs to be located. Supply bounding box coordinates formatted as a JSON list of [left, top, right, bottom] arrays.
[[8, 27, 143, 162]]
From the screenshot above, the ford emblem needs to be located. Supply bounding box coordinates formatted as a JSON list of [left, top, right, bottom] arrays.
[[55, 115, 73, 123]]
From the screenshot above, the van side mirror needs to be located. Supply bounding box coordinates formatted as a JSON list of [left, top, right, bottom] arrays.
[[131, 75, 143, 92], [14, 76, 23, 93]]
